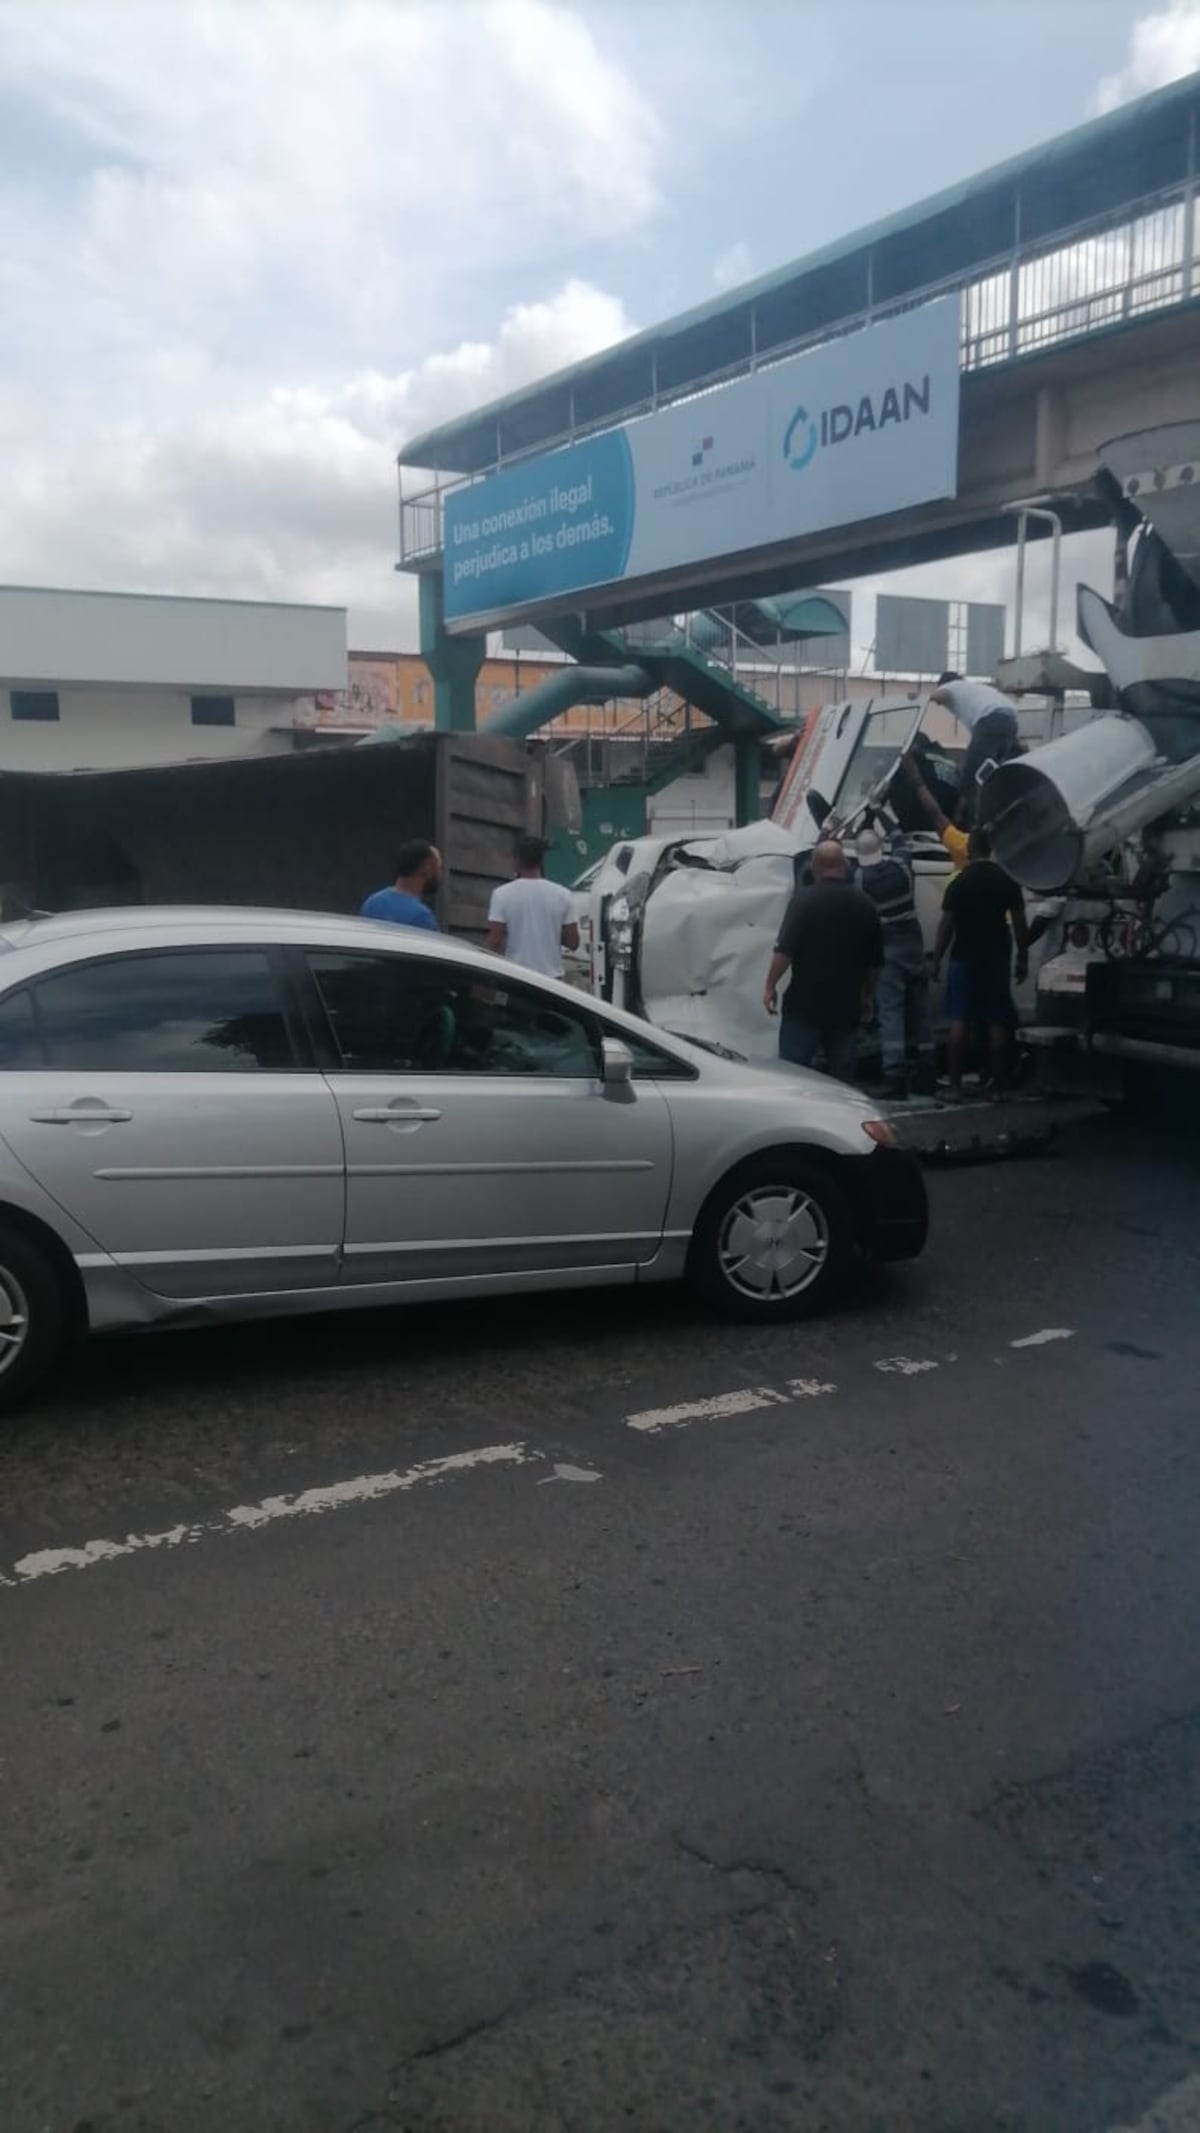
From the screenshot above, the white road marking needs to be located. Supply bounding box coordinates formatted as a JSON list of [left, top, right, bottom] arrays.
[[626, 1386, 791, 1434], [224, 1444, 528, 1529], [6, 1522, 204, 1583], [6, 1442, 534, 1587], [5, 1325, 1083, 1594], [625, 1381, 835, 1433]]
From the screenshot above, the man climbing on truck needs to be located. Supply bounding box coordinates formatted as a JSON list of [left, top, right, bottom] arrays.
[[899, 745, 969, 867]]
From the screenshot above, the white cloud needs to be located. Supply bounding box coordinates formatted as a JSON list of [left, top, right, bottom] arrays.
[[1094, 0, 1200, 113], [0, 0, 654, 647], [713, 241, 753, 293], [0, 0, 659, 390], [0, 279, 635, 648]]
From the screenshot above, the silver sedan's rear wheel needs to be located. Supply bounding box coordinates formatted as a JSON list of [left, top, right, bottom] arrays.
[[0, 1223, 70, 1412], [0, 1262, 31, 1379], [690, 1157, 854, 1321]]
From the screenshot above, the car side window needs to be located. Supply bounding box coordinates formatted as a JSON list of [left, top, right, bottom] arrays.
[[0, 987, 43, 1068], [26, 950, 296, 1072], [308, 950, 602, 1078]]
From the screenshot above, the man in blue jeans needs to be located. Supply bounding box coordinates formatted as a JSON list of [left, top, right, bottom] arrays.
[[855, 825, 935, 1100], [931, 828, 1029, 1100], [764, 841, 883, 1083]]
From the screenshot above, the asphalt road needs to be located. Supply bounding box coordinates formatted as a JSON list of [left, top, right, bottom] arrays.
[[3, 1115, 1200, 2133]]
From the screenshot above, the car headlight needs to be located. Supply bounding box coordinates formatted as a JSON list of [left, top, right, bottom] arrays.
[[862, 1118, 896, 1148], [607, 894, 634, 969]]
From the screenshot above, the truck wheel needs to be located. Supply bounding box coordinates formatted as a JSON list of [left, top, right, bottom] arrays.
[[0, 1222, 70, 1412], [689, 1156, 854, 1322]]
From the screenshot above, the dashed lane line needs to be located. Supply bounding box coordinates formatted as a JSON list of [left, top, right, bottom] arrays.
[[874, 1355, 943, 1376], [2, 1442, 538, 1589], [1, 1328, 1088, 1594], [625, 1380, 834, 1434], [625, 1327, 1079, 1434]]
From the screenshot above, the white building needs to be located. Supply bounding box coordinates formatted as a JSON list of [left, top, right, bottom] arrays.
[[0, 585, 347, 772]]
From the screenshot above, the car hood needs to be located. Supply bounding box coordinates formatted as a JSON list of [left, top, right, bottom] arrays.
[[737, 1054, 874, 1105], [690, 1047, 880, 1121]]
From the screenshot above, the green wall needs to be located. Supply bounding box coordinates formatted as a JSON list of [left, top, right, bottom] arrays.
[[544, 784, 647, 886]]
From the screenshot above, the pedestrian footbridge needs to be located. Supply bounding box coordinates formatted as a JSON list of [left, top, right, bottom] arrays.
[[396, 71, 1200, 797]]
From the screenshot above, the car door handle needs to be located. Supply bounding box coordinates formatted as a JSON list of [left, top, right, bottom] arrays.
[[351, 1106, 442, 1124], [29, 1106, 133, 1125]]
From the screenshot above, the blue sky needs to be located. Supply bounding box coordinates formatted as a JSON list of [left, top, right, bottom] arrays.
[[509, 0, 1165, 342], [0, 0, 1195, 652]]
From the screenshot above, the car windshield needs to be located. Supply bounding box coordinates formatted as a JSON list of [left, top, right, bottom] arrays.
[[831, 701, 925, 820], [663, 1027, 748, 1063]]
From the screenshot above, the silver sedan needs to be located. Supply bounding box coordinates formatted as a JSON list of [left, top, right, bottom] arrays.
[[0, 907, 928, 1407]]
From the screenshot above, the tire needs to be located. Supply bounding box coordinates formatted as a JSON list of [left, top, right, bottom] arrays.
[[0, 1221, 70, 1413], [688, 1154, 856, 1323]]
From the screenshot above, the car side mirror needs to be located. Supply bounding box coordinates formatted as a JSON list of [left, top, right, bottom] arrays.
[[601, 1037, 635, 1088]]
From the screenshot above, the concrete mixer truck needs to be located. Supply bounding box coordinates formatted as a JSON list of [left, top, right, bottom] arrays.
[[978, 420, 1200, 1100]]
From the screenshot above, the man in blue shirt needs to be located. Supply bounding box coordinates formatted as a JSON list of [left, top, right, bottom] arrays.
[[360, 840, 441, 930]]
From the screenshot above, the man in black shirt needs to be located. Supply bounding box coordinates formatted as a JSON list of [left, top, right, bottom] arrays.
[[764, 841, 884, 1083], [931, 828, 1029, 1099]]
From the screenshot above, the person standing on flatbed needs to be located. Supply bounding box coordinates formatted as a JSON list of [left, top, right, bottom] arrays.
[[931, 828, 1029, 1101], [855, 825, 935, 1100], [763, 840, 883, 1085]]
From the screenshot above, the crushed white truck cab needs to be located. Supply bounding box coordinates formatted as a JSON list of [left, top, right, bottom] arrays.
[[592, 698, 963, 1061]]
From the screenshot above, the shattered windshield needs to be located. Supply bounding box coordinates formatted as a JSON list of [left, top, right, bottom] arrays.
[[831, 701, 926, 820]]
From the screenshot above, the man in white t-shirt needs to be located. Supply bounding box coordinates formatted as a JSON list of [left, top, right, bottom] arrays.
[[930, 672, 1022, 818], [487, 835, 579, 978]]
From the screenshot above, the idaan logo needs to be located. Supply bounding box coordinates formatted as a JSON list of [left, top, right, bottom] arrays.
[[783, 405, 817, 472], [783, 373, 934, 474]]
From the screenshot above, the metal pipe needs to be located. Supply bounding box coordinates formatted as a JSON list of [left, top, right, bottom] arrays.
[[1185, 107, 1196, 304], [480, 662, 654, 740], [1006, 500, 1064, 654]]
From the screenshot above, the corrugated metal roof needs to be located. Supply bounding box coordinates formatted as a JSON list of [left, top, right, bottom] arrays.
[[398, 71, 1200, 475]]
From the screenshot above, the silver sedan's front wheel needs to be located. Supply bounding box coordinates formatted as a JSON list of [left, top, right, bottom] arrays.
[[690, 1157, 853, 1321], [717, 1184, 830, 1304]]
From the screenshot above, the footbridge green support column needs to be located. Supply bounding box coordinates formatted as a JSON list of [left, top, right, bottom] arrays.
[[419, 574, 485, 732], [734, 733, 762, 827]]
